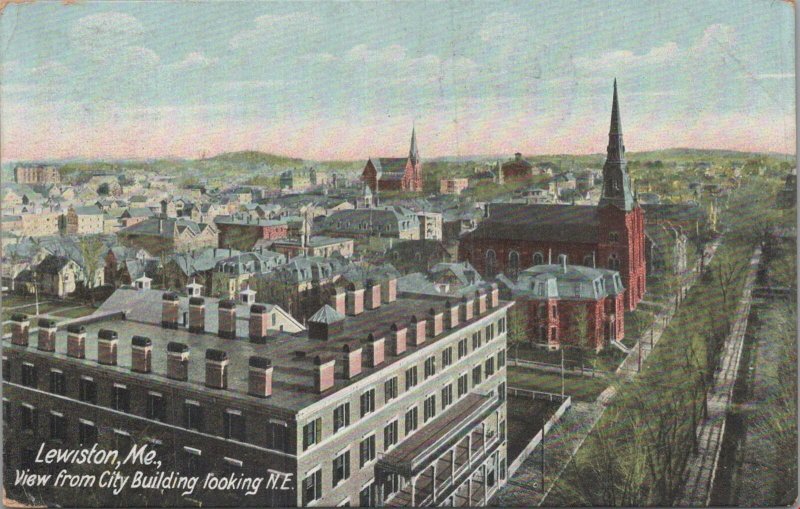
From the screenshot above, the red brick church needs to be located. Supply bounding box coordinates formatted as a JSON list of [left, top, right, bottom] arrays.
[[362, 127, 423, 192], [459, 80, 646, 310]]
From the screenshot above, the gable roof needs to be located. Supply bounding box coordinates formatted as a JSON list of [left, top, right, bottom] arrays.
[[462, 204, 599, 243]]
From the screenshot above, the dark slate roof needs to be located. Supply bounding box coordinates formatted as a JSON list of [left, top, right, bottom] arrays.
[[36, 255, 72, 274], [377, 158, 408, 175], [503, 263, 624, 300], [462, 204, 598, 243], [72, 205, 103, 215], [308, 304, 345, 324]]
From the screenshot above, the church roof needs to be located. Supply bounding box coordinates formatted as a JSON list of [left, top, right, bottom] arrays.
[[462, 204, 599, 243]]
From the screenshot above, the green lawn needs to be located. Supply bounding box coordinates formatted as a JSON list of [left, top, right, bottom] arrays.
[[512, 343, 626, 373], [507, 366, 610, 402], [51, 306, 96, 319], [2, 302, 63, 320], [1, 294, 38, 308]]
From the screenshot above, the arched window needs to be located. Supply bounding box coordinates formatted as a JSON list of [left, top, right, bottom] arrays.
[[508, 251, 520, 277], [608, 253, 621, 271], [485, 250, 497, 277], [532, 252, 544, 265], [609, 232, 620, 242], [583, 255, 594, 267]]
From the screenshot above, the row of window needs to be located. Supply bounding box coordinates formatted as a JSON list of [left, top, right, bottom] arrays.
[[301, 321, 506, 453], [300, 351, 508, 504]]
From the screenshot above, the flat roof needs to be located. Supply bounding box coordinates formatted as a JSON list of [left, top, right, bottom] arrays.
[[7, 292, 510, 415]]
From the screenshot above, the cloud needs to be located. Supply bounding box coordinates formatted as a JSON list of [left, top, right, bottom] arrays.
[[167, 52, 219, 72], [229, 13, 320, 50], [342, 44, 479, 87], [574, 41, 681, 72], [70, 12, 146, 55]]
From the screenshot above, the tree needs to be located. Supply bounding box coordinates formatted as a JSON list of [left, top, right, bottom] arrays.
[[97, 182, 110, 195], [571, 304, 591, 373], [77, 236, 104, 305], [506, 305, 528, 360]]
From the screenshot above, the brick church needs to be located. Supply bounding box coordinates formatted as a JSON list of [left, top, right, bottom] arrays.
[[459, 80, 646, 310], [362, 127, 423, 192]]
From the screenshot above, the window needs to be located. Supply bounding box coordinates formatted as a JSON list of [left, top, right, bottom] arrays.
[[404, 406, 418, 435], [608, 253, 620, 270], [224, 409, 246, 441], [442, 347, 453, 368], [583, 255, 594, 266], [184, 447, 203, 475], [184, 401, 203, 431], [609, 231, 619, 242], [458, 339, 468, 359], [332, 450, 350, 486], [49, 370, 65, 395], [359, 483, 374, 508], [113, 385, 131, 413], [384, 377, 398, 402], [405, 366, 418, 390], [79, 420, 97, 445], [472, 331, 482, 350], [499, 317, 506, 334], [303, 418, 322, 450], [498, 350, 506, 368], [79, 377, 97, 404], [147, 392, 165, 421], [21, 363, 36, 387], [424, 356, 436, 379], [302, 469, 322, 505], [2, 357, 9, 382], [50, 412, 67, 441], [333, 402, 350, 433], [499, 382, 507, 402], [266, 421, 288, 452], [384, 420, 398, 450], [20, 404, 36, 431], [423, 394, 436, 422], [486, 358, 496, 377], [485, 250, 497, 277], [508, 251, 520, 276], [441, 384, 453, 409], [458, 374, 469, 398], [533, 252, 544, 265], [359, 434, 376, 467], [360, 389, 375, 417], [485, 324, 494, 342], [472, 365, 482, 386]]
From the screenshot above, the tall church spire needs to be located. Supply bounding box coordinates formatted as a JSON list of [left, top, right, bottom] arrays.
[[599, 79, 635, 211], [409, 125, 420, 166]]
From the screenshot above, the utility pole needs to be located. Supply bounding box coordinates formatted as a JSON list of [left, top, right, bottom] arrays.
[[560, 347, 565, 398], [637, 337, 641, 372], [540, 413, 545, 493]]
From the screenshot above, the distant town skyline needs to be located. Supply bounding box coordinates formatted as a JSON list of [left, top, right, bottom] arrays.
[[1, 1, 795, 162]]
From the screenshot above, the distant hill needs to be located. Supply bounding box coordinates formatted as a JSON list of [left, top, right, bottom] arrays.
[[203, 151, 303, 166], [626, 147, 795, 161]]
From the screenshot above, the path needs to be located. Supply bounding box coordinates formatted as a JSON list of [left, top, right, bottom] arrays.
[[676, 247, 761, 506]]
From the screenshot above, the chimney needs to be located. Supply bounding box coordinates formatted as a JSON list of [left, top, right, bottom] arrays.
[[249, 304, 269, 344], [345, 284, 364, 316], [161, 292, 179, 329], [460, 296, 474, 322], [97, 329, 118, 366], [427, 307, 444, 338], [37, 318, 57, 352], [408, 315, 427, 347], [188, 297, 205, 333], [365, 280, 381, 310], [131, 336, 152, 373], [388, 323, 407, 356], [490, 283, 500, 308], [341, 341, 363, 379], [66, 324, 86, 359], [331, 287, 346, 315], [248, 356, 273, 398], [365, 333, 385, 367], [445, 300, 460, 329], [10, 314, 29, 347], [515, 152, 522, 161], [205, 349, 229, 389], [476, 288, 488, 315], [382, 277, 397, 303], [218, 299, 237, 339], [559, 254, 568, 273], [167, 342, 189, 381], [313, 355, 336, 393]]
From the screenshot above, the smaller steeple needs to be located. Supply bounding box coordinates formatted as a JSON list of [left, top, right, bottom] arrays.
[[409, 125, 420, 166]]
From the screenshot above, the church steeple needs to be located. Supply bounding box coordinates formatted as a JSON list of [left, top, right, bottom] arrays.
[[599, 79, 635, 211], [409, 125, 420, 166]]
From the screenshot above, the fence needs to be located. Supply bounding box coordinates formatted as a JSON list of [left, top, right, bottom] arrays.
[[506, 386, 572, 478]]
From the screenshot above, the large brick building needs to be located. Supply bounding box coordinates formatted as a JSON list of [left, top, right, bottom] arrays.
[[4, 278, 510, 507], [14, 165, 61, 184], [362, 127, 423, 193], [215, 214, 289, 251], [459, 81, 646, 310]]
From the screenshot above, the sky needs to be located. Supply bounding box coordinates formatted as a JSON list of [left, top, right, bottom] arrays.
[[0, 0, 795, 161]]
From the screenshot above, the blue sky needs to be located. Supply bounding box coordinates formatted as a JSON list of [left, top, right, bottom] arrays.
[[0, 0, 795, 160]]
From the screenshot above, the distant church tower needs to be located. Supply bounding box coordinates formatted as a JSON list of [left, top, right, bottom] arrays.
[[407, 126, 423, 191], [597, 79, 647, 309]]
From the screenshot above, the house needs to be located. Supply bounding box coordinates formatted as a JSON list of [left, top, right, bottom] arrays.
[[644, 224, 689, 278], [362, 127, 423, 192], [265, 236, 355, 259], [498, 255, 626, 350], [210, 251, 287, 299], [62, 205, 105, 235], [34, 255, 82, 297], [14, 165, 60, 184], [383, 239, 452, 274], [160, 247, 241, 293], [417, 211, 443, 241], [440, 178, 469, 195], [120, 207, 155, 227], [117, 217, 219, 255], [322, 206, 421, 240], [500, 153, 533, 181], [397, 261, 484, 298], [214, 214, 289, 251]]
